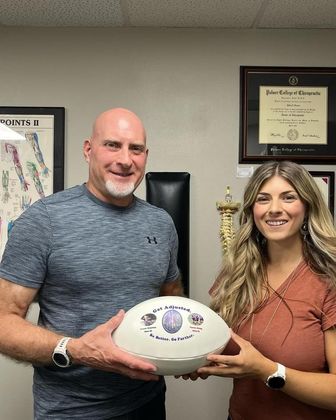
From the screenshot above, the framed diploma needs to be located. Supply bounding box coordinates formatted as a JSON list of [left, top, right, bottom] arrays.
[[240, 66, 336, 163], [0, 106, 65, 258], [309, 171, 334, 218]]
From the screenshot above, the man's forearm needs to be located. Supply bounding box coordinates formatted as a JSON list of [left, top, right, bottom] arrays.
[[0, 314, 62, 365]]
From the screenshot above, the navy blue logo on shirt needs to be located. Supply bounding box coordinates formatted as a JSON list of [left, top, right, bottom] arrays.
[[146, 236, 157, 244]]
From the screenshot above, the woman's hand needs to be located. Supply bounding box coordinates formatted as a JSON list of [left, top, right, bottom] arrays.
[[197, 331, 276, 381]]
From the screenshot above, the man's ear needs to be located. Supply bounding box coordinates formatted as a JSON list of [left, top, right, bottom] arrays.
[[83, 139, 91, 162]]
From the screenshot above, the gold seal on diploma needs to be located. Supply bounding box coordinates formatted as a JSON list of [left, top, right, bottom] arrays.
[[287, 129, 299, 141]]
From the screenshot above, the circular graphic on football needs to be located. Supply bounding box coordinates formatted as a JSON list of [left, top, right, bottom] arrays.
[[188, 313, 204, 326], [162, 309, 183, 333], [141, 313, 157, 326]]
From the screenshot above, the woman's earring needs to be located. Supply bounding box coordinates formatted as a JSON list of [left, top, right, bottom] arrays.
[[300, 221, 309, 241]]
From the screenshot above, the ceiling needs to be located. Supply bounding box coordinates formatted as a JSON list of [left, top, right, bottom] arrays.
[[1, 0, 336, 29]]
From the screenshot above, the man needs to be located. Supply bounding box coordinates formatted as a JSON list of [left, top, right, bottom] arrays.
[[0, 108, 183, 419]]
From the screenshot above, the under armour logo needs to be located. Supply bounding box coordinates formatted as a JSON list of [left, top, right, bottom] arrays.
[[146, 236, 157, 244]]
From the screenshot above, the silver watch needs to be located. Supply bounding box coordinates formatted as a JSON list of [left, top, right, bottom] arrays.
[[52, 337, 72, 368], [265, 363, 286, 390]]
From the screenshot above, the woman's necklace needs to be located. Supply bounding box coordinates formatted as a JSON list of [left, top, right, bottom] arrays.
[[249, 258, 302, 346]]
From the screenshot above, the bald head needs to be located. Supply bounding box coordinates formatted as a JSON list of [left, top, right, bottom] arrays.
[[91, 108, 146, 144]]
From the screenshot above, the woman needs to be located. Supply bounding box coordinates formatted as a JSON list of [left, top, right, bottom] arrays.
[[199, 161, 336, 419]]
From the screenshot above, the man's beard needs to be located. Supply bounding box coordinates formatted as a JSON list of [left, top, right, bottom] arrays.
[[105, 179, 135, 198]]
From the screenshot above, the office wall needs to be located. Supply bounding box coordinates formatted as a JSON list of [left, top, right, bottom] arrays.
[[0, 27, 335, 419]]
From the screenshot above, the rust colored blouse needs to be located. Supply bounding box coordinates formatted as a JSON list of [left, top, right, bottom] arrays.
[[226, 261, 336, 420]]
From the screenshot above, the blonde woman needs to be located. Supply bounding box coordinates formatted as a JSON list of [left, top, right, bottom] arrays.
[[200, 161, 336, 419]]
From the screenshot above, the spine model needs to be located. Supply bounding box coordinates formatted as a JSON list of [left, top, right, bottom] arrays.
[[216, 186, 240, 255]]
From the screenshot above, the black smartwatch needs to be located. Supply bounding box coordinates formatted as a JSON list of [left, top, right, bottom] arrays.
[[265, 363, 286, 390], [52, 337, 72, 368]]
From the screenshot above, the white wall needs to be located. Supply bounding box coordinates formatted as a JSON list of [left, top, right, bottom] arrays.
[[0, 27, 335, 419]]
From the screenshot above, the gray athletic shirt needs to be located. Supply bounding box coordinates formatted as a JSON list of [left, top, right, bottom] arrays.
[[0, 184, 180, 419]]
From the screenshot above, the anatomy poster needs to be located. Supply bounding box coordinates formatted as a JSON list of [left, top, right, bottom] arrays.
[[0, 114, 54, 258]]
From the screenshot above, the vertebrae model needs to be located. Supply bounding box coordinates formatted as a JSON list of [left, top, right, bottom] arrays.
[[216, 186, 240, 255]]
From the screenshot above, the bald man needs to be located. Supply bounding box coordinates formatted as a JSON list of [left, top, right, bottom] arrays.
[[0, 108, 183, 419]]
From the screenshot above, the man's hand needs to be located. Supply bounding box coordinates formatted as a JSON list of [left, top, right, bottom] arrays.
[[67, 310, 159, 381], [175, 372, 209, 381]]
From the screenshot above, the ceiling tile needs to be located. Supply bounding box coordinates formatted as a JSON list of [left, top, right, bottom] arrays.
[[259, 0, 336, 28], [0, 0, 124, 26], [126, 0, 265, 28]]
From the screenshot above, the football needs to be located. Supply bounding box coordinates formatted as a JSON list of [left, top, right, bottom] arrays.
[[112, 295, 230, 376]]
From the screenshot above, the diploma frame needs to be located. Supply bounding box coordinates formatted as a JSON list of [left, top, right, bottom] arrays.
[[0, 106, 65, 192], [240, 66, 336, 163], [309, 171, 334, 218]]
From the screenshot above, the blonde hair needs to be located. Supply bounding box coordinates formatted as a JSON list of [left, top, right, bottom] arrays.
[[211, 161, 336, 327]]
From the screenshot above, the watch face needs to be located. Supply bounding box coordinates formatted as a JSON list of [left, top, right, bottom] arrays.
[[53, 353, 68, 367], [267, 376, 285, 389]]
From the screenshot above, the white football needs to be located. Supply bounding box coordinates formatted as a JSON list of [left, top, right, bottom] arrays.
[[112, 296, 230, 376]]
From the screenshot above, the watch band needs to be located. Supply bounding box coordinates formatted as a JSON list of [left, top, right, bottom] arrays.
[[275, 363, 286, 378], [57, 337, 72, 351]]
